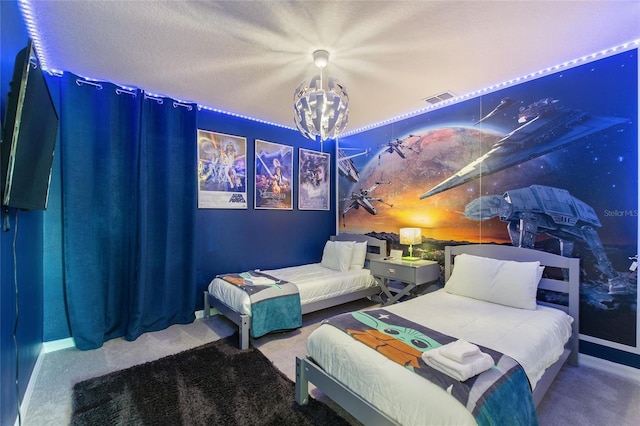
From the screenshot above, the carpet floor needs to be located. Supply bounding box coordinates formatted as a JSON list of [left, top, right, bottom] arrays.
[[70, 334, 350, 426]]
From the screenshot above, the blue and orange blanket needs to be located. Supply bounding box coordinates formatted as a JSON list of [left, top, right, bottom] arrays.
[[325, 309, 538, 426], [217, 271, 301, 338]]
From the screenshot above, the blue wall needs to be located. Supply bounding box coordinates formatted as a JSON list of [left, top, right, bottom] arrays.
[[1, 2, 44, 424]]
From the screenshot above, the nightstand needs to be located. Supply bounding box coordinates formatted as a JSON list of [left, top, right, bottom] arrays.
[[369, 258, 440, 305]]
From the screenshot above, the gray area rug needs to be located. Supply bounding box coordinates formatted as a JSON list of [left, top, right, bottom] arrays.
[[70, 334, 350, 425]]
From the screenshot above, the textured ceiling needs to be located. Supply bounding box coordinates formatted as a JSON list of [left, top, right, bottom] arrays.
[[23, 0, 640, 134]]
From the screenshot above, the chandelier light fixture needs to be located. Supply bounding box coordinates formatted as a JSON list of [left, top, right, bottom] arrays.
[[293, 49, 349, 142]]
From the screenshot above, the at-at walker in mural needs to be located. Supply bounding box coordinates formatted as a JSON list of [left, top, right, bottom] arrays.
[[464, 185, 634, 295]]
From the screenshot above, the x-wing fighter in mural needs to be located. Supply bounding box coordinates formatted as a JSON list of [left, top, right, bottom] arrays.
[[464, 185, 633, 295], [338, 147, 371, 183], [378, 135, 419, 164], [419, 97, 629, 199], [341, 180, 393, 223]]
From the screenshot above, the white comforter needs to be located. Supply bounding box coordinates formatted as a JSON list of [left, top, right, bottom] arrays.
[[208, 263, 378, 316], [307, 289, 573, 426]]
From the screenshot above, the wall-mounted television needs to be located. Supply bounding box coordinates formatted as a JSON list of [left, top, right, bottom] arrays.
[[1, 39, 59, 211]]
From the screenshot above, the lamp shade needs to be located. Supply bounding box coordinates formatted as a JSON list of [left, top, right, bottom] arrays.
[[399, 228, 422, 245]]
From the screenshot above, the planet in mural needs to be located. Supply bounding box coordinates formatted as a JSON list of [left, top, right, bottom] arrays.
[[339, 126, 547, 242]]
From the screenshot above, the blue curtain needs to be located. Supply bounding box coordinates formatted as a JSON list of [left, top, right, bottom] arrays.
[[128, 95, 197, 340], [60, 73, 197, 350]]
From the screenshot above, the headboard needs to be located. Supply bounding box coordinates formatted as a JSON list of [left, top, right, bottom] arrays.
[[445, 244, 580, 365], [331, 233, 387, 261]]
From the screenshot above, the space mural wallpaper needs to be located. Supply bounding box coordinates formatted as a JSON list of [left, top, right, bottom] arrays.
[[338, 49, 638, 350]]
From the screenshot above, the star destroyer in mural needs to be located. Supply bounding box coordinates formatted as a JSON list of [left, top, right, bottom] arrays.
[[419, 97, 629, 199]]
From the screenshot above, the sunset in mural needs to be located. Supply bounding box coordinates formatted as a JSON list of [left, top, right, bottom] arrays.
[[340, 127, 543, 243]]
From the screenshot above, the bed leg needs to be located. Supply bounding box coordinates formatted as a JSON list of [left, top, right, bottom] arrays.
[[203, 291, 210, 318], [569, 342, 579, 366], [239, 314, 250, 350], [295, 357, 310, 405]]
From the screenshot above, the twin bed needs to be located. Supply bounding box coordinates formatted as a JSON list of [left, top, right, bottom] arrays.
[[203, 233, 387, 350], [295, 243, 580, 425]]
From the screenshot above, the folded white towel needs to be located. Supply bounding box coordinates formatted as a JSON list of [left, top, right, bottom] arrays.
[[243, 276, 275, 286], [422, 348, 494, 381], [439, 339, 481, 363]]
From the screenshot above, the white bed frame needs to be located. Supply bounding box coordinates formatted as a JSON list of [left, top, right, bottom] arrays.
[[203, 233, 387, 350], [295, 244, 580, 425]]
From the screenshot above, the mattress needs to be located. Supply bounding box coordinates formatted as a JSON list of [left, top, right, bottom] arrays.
[[306, 289, 573, 426], [208, 263, 378, 316]]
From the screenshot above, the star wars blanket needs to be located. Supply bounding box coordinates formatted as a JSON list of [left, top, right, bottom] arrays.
[[217, 271, 301, 338], [325, 308, 538, 426]]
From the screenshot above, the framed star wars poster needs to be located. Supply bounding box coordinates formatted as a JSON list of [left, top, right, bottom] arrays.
[[298, 148, 330, 210], [254, 139, 293, 210], [197, 130, 247, 209]]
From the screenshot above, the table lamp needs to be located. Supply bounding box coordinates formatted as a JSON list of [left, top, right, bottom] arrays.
[[399, 227, 422, 261]]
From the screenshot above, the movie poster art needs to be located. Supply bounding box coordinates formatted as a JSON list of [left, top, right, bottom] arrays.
[[197, 130, 247, 209], [255, 139, 293, 210], [299, 148, 330, 210], [338, 48, 638, 351]]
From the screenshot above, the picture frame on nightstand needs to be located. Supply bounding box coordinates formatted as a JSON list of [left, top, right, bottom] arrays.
[[389, 249, 403, 260]]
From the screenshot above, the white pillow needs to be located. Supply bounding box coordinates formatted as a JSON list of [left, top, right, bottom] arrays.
[[444, 253, 543, 310], [321, 240, 355, 272], [350, 241, 368, 270]]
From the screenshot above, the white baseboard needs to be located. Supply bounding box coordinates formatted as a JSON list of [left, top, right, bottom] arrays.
[[42, 337, 75, 353], [18, 339, 76, 424], [16, 347, 45, 426], [580, 353, 640, 383]]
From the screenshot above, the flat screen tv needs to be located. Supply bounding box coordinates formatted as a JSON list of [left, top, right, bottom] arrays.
[[1, 39, 59, 211]]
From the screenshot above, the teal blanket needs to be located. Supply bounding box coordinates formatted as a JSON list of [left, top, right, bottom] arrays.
[[218, 271, 301, 338], [325, 309, 538, 426]]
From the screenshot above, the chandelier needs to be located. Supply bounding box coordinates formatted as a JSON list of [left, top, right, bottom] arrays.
[[293, 50, 349, 142]]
